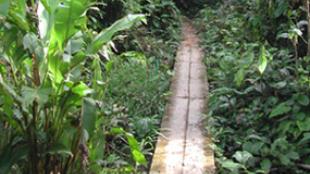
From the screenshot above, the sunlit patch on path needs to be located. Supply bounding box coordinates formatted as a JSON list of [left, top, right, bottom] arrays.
[[150, 21, 215, 174]]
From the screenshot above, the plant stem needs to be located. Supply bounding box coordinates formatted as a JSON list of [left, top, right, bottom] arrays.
[[27, 125, 39, 174], [32, 54, 40, 86], [29, 53, 40, 174]]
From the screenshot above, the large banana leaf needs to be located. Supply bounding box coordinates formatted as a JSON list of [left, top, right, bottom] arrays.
[[37, 0, 59, 41], [82, 98, 97, 138], [47, 0, 89, 85], [87, 14, 146, 54], [51, 0, 89, 49]]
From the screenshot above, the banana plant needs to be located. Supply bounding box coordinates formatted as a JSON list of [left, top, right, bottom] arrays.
[[0, 0, 145, 173]]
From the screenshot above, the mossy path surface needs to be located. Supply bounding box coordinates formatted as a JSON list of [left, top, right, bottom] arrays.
[[150, 21, 215, 174]]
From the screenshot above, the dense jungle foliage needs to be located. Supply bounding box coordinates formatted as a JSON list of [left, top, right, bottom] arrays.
[[197, 0, 310, 174], [0, 0, 180, 173], [1, 0, 310, 174]]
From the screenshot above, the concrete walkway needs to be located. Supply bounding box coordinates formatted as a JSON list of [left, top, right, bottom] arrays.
[[150, 22, 215, 174]]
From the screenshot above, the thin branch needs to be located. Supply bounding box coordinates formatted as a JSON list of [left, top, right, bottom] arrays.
[[297, 163, 310, 170]]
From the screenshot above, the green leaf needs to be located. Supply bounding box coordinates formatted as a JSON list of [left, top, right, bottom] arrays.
[[110, 127, 146, 166], [8, 0, 29, 31], [21, 87, 51, 106], [82, 98, 97, 138], [278, 153, 296, 165], [23, 33, 44, 61], [291, 28, 303, 37], [258, 45, 268, 74], [243, 141, 264, 155], [110, 127, 125, 134], [286, 151, 299, 160], [296, 94, 310, 106], [23, 33, 38, 53], [274, 1, 288, 18], [89, 132, 105, 160], [234, 68, 245, 87], [279, 154, 290, 165], [125, 133, 140, 150], [0, 91, 14, 117], [87, 14, 146, 54], [269, 102, 291, 118], [91, 56, 104, 97], [233, 151, 253, 164], [271, 137, 289, 152], [105, 60, 114, 74], [271, 81, 287, 89], [260, 159, 271, 172], [298, 133, 310, 145], [72, 82, 93, 97], [132, 149, 147, 166], [0, 75, 24, 104], [37, 0, 58, 41], [221, 160, 242, 172], [47, 0, 89, 85], [0, 0, 10, 16], [46, 43, 64, 85], [51, 0, 89, 49], [125, 133, 147, 166], [297, 117, 310, 131]]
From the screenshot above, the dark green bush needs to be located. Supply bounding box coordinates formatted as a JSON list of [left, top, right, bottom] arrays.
[[197, 2, 310, 174]]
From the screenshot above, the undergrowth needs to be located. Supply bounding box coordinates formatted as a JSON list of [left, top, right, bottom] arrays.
[[197, 2, 310, 174], [0, 0, 180, 173], [86, 0, 181, 172]]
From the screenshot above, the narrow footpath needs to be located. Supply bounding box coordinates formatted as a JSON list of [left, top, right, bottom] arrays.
[[150, 21, 215, 174]]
